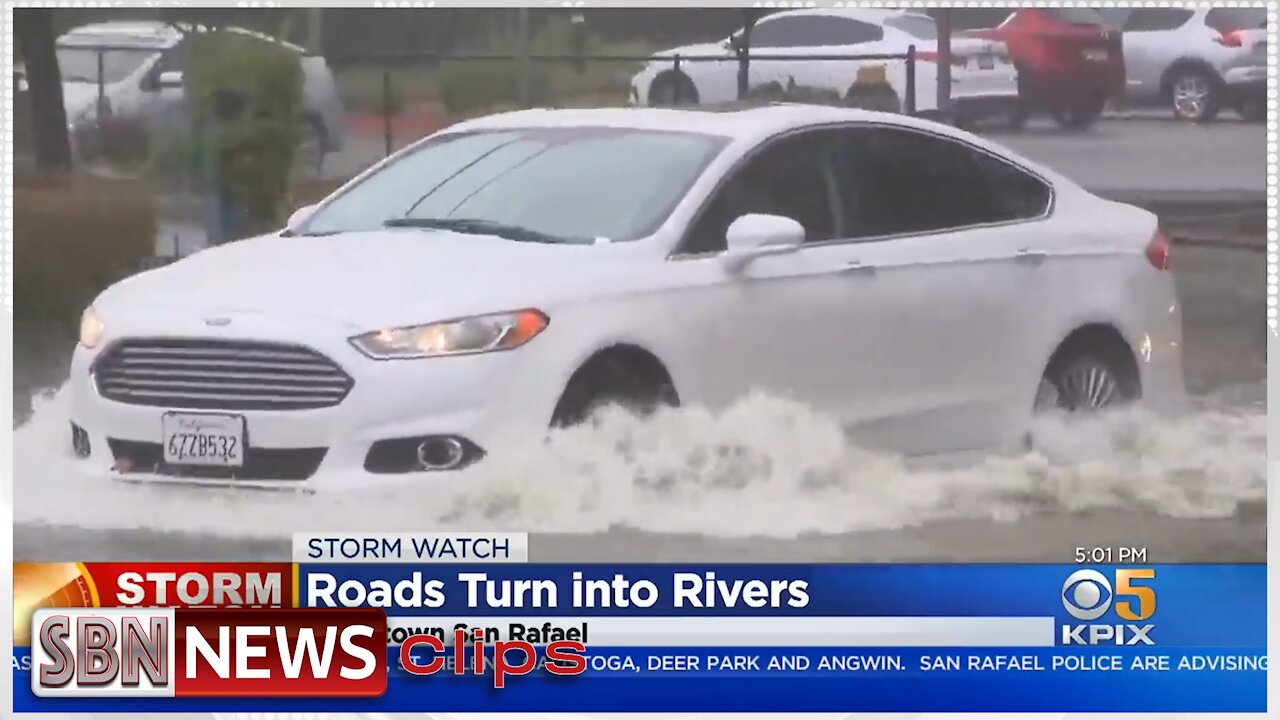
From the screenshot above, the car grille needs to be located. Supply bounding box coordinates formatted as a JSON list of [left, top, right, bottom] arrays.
[[94, 338, 354, 411], [107, 439, 326, 482]]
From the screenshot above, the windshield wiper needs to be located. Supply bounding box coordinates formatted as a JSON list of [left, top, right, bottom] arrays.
[[383, 217, 584, 244]]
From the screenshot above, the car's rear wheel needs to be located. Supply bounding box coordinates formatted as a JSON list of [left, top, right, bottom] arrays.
[[1033, 340, 1140, 414], [1048, 93, 1105, 131], [648, 71, 699, 106], [1168, 67, 1221, 123], [1005, 102, 1030, 132]]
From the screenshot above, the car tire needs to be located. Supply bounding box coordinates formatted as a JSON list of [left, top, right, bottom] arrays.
[[1006, 102, 1030, 132], [1167, 67, 1221, 123], [1033, 344, 1140, 415], [647, 71, 699, 106], [550, 356, 677, 429], [1048, 94, 1105, 131], [1237, 95, 1266, 122]]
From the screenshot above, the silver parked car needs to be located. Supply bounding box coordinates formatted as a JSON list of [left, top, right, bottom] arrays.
[[1119, 7, 1267, 122], [54, 21, 347, 170]]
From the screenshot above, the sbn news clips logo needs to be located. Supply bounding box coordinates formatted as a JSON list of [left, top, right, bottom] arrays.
[[1060, 568, 1155, 645]]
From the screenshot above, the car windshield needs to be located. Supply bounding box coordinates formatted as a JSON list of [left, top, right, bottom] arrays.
[[300, 127, 728, 243], [885, 15, 937, 40], [55, 46, 156, 84]]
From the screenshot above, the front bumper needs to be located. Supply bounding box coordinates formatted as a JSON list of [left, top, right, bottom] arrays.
[[67, 323, 566, 491]]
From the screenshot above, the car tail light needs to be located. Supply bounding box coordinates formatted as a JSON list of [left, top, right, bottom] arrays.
[[1214, 30, 1244, 47], [1146, 229, 1171, 270]]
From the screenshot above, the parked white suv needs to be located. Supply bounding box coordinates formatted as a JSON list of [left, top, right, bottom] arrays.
[[1120, 7, 1268, 122], [630, 8, 1019, 126], [54, 21, 347, 170]]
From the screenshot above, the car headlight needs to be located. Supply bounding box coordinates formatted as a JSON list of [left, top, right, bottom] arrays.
[[79, 307, 105, 349], [349, 309, 549, 360]]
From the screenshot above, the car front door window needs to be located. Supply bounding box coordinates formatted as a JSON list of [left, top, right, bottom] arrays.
[[683, 131, 838, 254]]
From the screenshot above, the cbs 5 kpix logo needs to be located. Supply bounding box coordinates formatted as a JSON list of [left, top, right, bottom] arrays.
[[1060, 568, 1155, 645]]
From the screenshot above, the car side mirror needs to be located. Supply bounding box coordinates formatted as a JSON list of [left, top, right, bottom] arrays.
[[286, 203, 318, 232], [156, 70, 184, 89], [721, 213, 804, 273]]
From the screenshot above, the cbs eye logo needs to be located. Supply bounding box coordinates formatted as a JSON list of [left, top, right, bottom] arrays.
[[1061, 568, 1156, 621]]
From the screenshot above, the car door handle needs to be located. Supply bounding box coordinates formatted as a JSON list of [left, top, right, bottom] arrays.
[[839, 261, 877, 277], [1016, 249, 1048, 265]]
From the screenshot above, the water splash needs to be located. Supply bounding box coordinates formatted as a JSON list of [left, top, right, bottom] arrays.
[[14, 386, 1265, 541]]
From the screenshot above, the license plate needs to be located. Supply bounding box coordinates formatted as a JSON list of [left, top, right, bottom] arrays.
[[977, 54, 995, 70], [162, 413, 245, 467], [1083, 48, 1108, 62]]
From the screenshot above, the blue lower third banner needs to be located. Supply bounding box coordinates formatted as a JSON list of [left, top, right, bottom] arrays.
[[12, 563, 1267, 712]]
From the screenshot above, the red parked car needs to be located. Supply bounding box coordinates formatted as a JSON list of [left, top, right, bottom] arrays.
[[932, 8, 1125, 130]]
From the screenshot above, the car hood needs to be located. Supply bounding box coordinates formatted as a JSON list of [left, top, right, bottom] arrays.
[[97, 229, 645, 331]]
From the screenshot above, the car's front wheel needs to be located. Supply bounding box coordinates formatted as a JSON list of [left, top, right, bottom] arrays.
[[550, 352, 678, 429], [1168, 67, 1221, 123]]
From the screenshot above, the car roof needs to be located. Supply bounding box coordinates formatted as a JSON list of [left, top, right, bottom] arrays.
[[451, 103, 946, 143], [57, 21, 306, 54], [758, 7, 934, 24], [445, 103, 1069, 189]]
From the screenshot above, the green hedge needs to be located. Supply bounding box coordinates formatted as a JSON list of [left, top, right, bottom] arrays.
[[15, 176, 156, 327], [183, 30, 304, 237]]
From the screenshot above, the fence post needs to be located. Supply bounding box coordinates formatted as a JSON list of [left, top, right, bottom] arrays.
[[736, 10, 758, 101], [905, 45, 916, 116], [96, 50, 106, 123], [936, 9, 953, 120], [672, 54, 682, 104], [382, 69, 392, 157], [517, 8, 532, 107]]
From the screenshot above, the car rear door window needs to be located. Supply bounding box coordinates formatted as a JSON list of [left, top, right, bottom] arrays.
[[836, 127, 1051, 237], [683, 131, 839, 254], [819, 18, 885, 46], [1122, 9, 1194, 32], [749, 16, 882, 48], [934, 9, 1014, 32], [885, 15, 938, 40], [1205, 8, 1267, 32]]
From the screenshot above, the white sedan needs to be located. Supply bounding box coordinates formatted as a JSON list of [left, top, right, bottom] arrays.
[[68, 104, 1184, 489], [630, 8, 1020, 125]]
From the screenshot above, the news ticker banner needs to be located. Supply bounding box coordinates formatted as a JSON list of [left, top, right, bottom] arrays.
[[10, 547, 1266, 712]]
